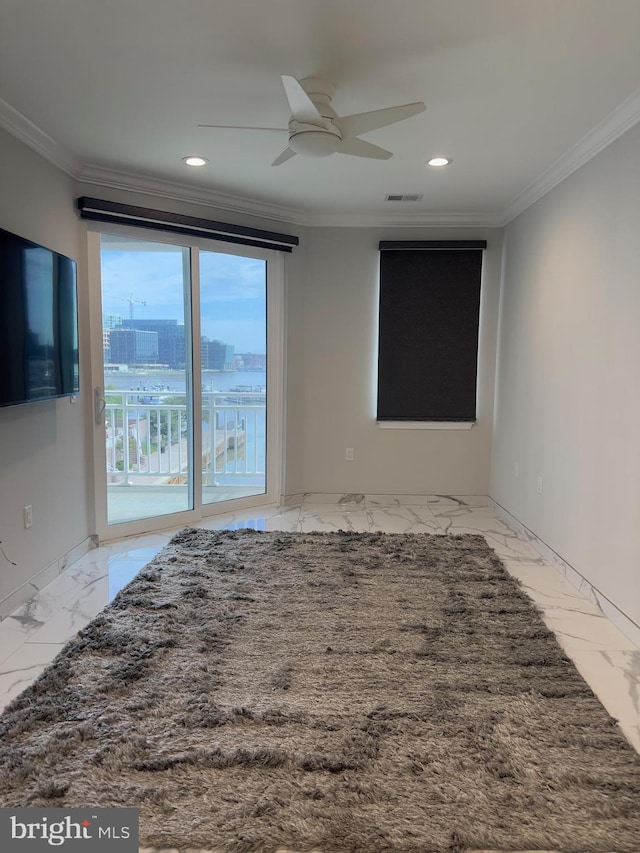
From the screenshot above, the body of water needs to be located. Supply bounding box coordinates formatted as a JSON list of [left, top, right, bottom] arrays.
[[104, 368, 266, 394]]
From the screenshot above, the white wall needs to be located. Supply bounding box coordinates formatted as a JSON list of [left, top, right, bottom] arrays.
[[491, 121, 640, 628], [0, 129, 91, 610], [298, 226, 503, 496]]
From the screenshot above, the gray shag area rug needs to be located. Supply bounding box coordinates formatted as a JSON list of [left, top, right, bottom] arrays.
[[1, 529, 639, 853]]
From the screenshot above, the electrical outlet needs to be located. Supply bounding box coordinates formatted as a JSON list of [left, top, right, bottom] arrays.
[[537, 475, 543, 495], [345, 447, 354, 461], [24, 505, 33, 529]]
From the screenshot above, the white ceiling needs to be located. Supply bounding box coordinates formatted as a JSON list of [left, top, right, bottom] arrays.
[[1, 0, 640, 225]]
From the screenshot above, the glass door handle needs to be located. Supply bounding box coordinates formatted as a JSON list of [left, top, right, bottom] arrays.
[[94, 387, 106, 425]]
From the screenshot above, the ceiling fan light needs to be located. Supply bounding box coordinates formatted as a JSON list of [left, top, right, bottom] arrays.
[[289, 131, 341, 158]]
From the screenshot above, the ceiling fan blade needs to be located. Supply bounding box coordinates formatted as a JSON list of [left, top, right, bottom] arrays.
[[281, 75, 325, 127], [197, 124, 288, 131], [338, 102, 426, 138], [337, 138, 393, 160], [271, 146, 297, 167]]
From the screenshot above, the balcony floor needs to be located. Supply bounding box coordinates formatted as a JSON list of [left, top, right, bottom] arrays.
[[107, 483, 264, 524]]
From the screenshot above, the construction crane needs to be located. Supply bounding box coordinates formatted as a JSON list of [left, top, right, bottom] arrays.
[[118, 293, 147, 320]]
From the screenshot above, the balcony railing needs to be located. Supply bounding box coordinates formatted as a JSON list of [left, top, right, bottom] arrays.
[[105, 390, 265, 486]]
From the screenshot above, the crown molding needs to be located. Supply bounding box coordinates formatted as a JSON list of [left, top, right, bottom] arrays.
[[77, 165, 309, 227], [76, 165, 502, 228], [501, 86, 640, 226], [76, 167, 502, 227], [0, 96, 80, 177], [305, 211, 502, 228]]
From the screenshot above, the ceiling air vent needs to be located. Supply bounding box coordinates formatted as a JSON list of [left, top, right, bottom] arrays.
[[385, 194, 424, 202]]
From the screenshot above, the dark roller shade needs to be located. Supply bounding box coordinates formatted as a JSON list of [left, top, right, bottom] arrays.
[[77, 197, 299, 253], [377, 247, 484, 421]]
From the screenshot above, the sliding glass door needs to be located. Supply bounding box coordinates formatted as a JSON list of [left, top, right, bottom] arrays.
[[90, 227, 281, 540], [200, 250, 267, 507]]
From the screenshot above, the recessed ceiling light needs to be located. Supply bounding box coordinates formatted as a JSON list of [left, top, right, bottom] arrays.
[[428, 157, 451, 167], [182, 156, 209, 167]]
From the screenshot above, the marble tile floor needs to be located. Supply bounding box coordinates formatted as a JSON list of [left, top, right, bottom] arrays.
[[0, 493, 638, 756]]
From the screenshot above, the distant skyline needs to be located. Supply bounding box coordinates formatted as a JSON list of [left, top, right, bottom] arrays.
[[100, 243, 266, 353]]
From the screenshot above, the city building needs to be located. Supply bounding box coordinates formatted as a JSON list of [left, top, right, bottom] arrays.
[[108, 328, 159, 365], [121, 319, 186, 369], [236, 352, 266, 370], [102, 314, 124, 363], [201, 338, 235, 371]]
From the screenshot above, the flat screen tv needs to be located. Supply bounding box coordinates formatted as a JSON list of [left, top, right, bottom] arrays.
[[0, 226, 79, 407]]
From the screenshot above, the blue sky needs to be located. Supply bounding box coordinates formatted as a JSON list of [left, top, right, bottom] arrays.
[[101, 246, 266, 353]]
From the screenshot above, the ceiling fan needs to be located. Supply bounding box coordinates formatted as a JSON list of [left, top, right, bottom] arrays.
[[198, 75, 426, 166]]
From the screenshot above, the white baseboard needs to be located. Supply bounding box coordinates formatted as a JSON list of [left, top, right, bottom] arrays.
[[0, 536, 96, 621], [281, 493, 304, 507], [489, 498, 640, 649]]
